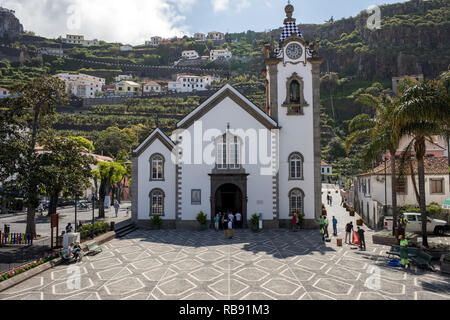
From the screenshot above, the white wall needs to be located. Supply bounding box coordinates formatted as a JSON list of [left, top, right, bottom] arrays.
[[357, 174, 449, 208], [176, 96, 274, 222], [137, 138, 176, 221], [275, 43, 316, 221]]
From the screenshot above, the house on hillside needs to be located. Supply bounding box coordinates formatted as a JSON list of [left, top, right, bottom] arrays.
[[194, 32, 206, 41], [55, 73, 105, 98], [0, 88, 10, 99], [210, 49, 232, 61], [115, 81, 141, 96], [168, 74, 213, 93], [207, 31, 224, 41], [146, 36, 162, 46], [142, 81, 162, 95], [62, 34, 99, 46], [181, 50, 199, 60]]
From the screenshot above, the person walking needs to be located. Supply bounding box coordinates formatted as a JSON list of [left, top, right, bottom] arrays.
[[345, 222, 353, 244], [235, 212, 242, 229], [357, 227, 366, 251], [214, 214, 220, 231], [329, 195, 333, 206], [228, 212, 235, 229], [292, 213, 298, 231], [332, 216, 338, 237], [114, 200, 120, 218]]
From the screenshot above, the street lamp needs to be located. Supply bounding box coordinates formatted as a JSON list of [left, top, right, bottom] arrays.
[[91, 194, 96, 239], [382, 155, 387, 215]]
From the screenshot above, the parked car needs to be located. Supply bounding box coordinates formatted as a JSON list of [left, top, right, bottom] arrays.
[[384, 212, 449, 236], [57, 198, 74, 207]]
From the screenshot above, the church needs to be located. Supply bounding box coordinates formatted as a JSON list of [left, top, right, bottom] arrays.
[[131, 4, 323, 229]]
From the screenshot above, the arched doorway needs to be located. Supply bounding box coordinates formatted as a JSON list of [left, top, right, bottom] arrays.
[[215, 183, 243, 216]]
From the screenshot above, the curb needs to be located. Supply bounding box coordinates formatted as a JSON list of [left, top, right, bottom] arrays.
[[0, 231, 117, 293], [0, 257, 63, 293]]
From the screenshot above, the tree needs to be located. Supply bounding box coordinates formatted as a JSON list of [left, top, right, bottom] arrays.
[[93, 162, 126, 218], [5, 76, 67, 237], [38, 131, 95, 214], [396, 73, 450, 247], [345, 93, 402, 236], [94, 126, 137, 159]]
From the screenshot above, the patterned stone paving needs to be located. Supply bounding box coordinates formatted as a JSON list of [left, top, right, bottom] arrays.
[[0, 188, 449, 300], [0, 227, 449, 300]]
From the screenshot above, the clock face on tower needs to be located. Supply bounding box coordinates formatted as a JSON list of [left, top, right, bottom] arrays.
[[285, 43, 303, 60]]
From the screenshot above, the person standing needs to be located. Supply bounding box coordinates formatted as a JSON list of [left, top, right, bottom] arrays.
[[323, 216, 329, 238], [345, 222, 353, 244], [235, 212, 242, 229], [332, 216, 338, 237], [114, 200, 120, 218], [228, 212, 235, 229], [329, 195, 333, 206], [214, 214, 220, 231], [399, 235, 410, 268], [65, 223, 73, 233], [357, 227, 366, 251]]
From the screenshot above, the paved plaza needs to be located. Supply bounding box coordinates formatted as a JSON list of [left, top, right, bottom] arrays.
[[0, 188, 449, 300]]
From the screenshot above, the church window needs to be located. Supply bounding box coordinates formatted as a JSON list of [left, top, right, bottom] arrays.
[[216, 134, 241, 170], [150, 189, 164, 216], [150, 154, 164, 180], [289, 152, 304, 180], [290, 80, 300, 103], [289, 188, 304, 216]]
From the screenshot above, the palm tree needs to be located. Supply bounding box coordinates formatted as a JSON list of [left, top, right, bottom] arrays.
[[396, 72, 450, 247], [345, 94, 402, 235]]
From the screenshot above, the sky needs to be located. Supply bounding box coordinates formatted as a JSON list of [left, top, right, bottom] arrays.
[[4, 0, 408, 45]]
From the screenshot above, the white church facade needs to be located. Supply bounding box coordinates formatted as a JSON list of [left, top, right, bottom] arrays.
[[131, 4, 323, 229]]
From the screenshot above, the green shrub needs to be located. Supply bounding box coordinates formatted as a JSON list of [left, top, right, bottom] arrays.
[[196, 211, 207, 226], [151, 215, 162, 229], [79, 222, 109, 240], [250, 213, 259, 228]]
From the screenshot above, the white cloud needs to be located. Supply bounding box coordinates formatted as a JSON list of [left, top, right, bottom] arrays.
[[4, 0, 196, 45], [236, 0, 251, 12], [211, 0, 229, 13]]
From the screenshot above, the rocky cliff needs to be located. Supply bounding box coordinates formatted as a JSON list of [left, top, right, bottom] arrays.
[[272, 0, 449, 80], [0, 8, 24, 41]]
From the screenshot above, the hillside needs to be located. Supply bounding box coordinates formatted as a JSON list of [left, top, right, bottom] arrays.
[[0, 0, 448, 178]]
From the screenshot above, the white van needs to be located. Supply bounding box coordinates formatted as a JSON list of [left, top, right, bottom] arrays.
[[384, 212, 449, 236]]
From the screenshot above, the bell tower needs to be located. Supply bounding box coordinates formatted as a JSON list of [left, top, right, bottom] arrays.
[[264, 2, 324, 226]]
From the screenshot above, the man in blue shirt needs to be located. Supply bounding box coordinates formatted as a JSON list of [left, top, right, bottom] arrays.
[[332, 216, 338, 236]]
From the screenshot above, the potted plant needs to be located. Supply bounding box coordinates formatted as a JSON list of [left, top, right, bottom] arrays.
[[151, 215, 162, 230], [296, 211, 305, 229], [356, 218, 363, 226], [196, 211, 207, 231], [349, 208, 355, 217], [440, 254, 450, 274], [250, 213, 259, 232]]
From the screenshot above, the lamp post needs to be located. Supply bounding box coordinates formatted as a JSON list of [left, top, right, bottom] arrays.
[[74, 195, 78, 232], [382, 155, 387, 216], [91, 194, 96, 239]]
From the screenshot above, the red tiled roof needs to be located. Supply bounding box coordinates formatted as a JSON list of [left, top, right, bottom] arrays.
[[321, 161, 329, 166], [357, 156, 448, 177]]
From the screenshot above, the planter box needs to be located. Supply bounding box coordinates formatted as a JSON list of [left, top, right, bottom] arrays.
[[350, 212, 355, 217], [440, 256, 450, 274], [0, 258, 62, 292], [356, 219, 363, 226], [337, 239, 343, 247], [372, 233, 418, 246]]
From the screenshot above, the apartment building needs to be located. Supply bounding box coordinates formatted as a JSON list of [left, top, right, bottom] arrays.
[[210, 49, 232, 61], [62, 34, 99, 46], [55, 73, 105, 98]]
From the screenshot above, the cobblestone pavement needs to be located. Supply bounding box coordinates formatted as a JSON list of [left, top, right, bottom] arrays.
[[0, 189, 449, 300]]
